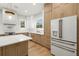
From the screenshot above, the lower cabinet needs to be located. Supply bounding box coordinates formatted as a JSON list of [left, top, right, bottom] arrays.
[[0, 41, 28, 56], [3, 44, 17, 56], [0, 48, 2, 56], [32, 34, 50, 49], [17, 41, 28, 56]]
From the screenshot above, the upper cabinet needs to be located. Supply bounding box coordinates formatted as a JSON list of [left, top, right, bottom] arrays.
[[52, 3, 77, 19]]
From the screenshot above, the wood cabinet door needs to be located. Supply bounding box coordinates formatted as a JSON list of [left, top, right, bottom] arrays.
[[52, 3, 77, 19], [62, 4, 77, 17], [3, 44, 17, 56], [31, 33, 36, 41], [17, 41, 28, 56], [2, 41, 28, 56], [44, 3, 52, 13], [0, 48, 2, 56]]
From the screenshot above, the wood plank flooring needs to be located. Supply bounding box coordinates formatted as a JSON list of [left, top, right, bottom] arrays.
[[28, 40, 51, 56]]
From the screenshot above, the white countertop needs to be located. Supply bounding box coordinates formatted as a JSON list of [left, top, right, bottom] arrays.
[[0, 34, 32, 47]]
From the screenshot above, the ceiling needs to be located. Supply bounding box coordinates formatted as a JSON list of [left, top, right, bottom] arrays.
[[0, 3, 44, 16]]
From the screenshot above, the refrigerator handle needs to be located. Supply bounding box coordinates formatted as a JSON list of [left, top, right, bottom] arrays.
[[59, 19, 62, 38]]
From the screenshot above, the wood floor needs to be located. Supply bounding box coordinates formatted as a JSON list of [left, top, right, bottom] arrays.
[[28, 40, 51, 56]]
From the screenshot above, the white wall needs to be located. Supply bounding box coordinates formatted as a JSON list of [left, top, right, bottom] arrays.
[[0, 9, 27, 34], [2, 9, 17, 33], [16, 15, 27, 33], [0, 9, 44, 34], [0, 10, 4, 34], [26, 16, 36, 33], [26, 12, 44, 34]]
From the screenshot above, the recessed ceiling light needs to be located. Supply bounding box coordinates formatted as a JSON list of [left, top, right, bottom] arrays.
[[25, 10, 28, 13], [25, 10, 27, 13], [33, 3, 36, 6], [33, 0, 36, 5]]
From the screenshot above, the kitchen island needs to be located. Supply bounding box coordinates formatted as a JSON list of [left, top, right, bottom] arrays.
[[0, 34, 32, 56]]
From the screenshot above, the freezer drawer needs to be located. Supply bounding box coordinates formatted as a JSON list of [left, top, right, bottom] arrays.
[[51, 39, 77, 49], [51, 44, 76, 56]]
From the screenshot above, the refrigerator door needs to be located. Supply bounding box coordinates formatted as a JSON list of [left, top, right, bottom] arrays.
[[62, 16, 77, 42], [51, 19, 59, 39]]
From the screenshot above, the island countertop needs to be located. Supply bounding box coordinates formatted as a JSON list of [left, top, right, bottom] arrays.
[[0, 34, 32, 47]]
